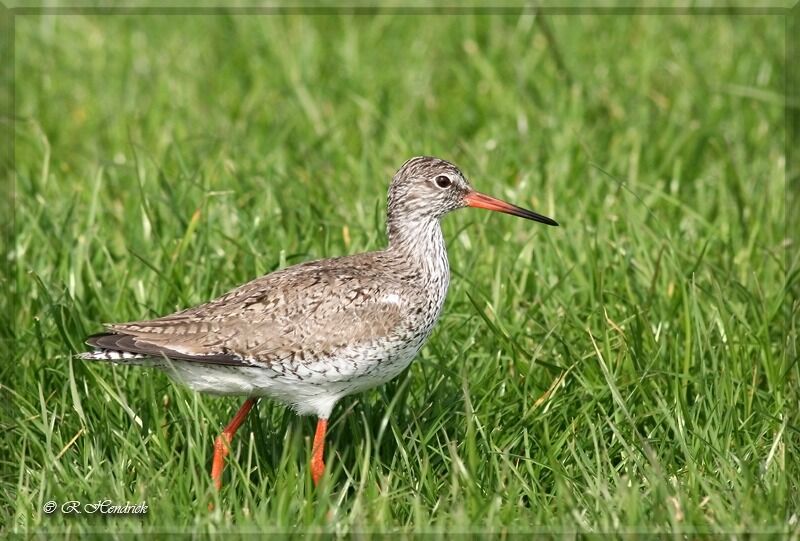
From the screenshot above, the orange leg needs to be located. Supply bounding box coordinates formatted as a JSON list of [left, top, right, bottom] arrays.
[[310, 418, 328, 486], [210, 398, 257, 491]]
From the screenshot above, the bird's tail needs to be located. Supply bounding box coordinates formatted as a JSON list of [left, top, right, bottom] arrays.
[[76, 332, 152, 364], [76, 349, 149, 361]]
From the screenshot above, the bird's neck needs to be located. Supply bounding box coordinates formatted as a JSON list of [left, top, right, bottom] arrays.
[[387, 217, 450, 279]]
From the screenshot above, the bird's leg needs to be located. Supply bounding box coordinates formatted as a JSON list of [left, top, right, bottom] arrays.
[[310, 418, 328, 486], [211, 398, 257, 490]]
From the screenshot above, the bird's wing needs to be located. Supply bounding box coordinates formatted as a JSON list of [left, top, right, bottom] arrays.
[[89, 257, 414, 367]]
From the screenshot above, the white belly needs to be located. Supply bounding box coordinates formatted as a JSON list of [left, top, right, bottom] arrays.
[[157, 337, 425, 418]]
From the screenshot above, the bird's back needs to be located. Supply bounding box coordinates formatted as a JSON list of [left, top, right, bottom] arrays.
[[87, 248, 448, 371]]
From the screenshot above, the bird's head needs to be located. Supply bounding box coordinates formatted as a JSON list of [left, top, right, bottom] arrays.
[[387, 156, 558, 235]]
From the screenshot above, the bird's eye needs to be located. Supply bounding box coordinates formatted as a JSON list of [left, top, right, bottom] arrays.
[[434, 175, 452, 189]]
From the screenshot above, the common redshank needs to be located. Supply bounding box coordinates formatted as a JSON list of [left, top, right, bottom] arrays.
[[79, 156, 558, 489]]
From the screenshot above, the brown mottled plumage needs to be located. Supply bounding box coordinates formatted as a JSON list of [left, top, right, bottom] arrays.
[[79, 156, 558, 489]]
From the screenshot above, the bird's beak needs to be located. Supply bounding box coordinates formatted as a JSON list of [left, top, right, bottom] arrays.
[[464, 191, 559, 226]]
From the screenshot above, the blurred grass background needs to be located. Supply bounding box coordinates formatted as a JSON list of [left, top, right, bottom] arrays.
[[4, 8, 794, 535]]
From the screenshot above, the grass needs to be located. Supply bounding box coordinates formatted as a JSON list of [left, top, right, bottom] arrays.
[[4, 9, 795, 535]]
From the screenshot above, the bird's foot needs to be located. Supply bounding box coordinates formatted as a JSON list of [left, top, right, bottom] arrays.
[[311, 455, 325, 487], [211, 434, 232, 491]]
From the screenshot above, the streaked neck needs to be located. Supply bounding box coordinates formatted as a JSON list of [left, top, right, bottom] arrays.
[[387, 217, 449, 275]]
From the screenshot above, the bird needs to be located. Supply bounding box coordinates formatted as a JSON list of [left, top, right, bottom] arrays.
[[78, 156, 558, 490]]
